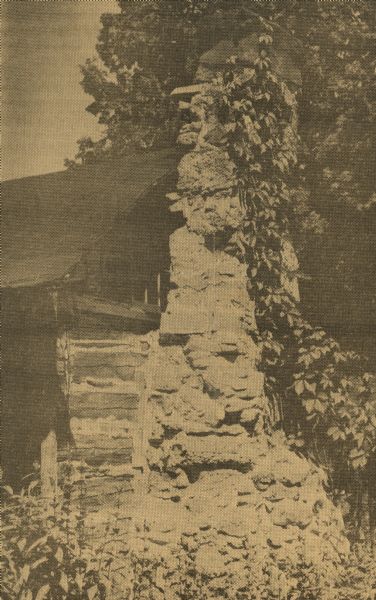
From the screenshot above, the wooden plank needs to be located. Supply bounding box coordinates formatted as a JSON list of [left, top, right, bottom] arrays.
[[59, 447, 133, 464], [70, 415, 134, 435], [69, 405, 138, 420], [41, 430, 57, 499], [75, 295, 161, 321], [72, 434, 134, 450], [70, 380, 142, 394], [72, 365, 116, 381], [79, 488, 134, 510], [69, 392, 140, 410], [72, 351, 147, 368], [157, 272, 161, 308]]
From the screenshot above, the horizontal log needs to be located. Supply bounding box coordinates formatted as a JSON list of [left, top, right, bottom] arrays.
[[79, 488, 134, 510], [75, 295, 160, 322], [71, 434, 134, 450], [70, 380, 142, 394], [69, 405, 138, 420], [71, 337, 150, 350], [72, 351, 147, 368], [69, 392, 140, 411], [72, 365, 136, 382], [58, 447, 133, 465], [70, 415, 134, 436], [72, 476, 133, 497]]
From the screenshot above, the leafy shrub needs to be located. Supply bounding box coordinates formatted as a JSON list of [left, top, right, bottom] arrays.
[[1, 473, 107, 600]]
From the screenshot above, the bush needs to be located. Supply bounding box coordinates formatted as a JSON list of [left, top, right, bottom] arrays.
[[2, 470, 375, 599], [1, 472, 107, 600]]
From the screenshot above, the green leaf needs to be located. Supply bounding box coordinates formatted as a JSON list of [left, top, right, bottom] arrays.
[[295, 380, 305, 395], [35, 584, 50, 600], [17, 538, 27, 552], [20, 564, 30, 584], [314, 399, 325, 413], [59, 572, 69, 593], [75, 573, 84, 591], [331, 392, 343, 404], [87, 585, 99, 600], [305, 399, 315, 413], [327, 426, 346, 441], [27, 480, 39, 495], [55, 546, 64, 564], [305, 381, 317, 394], [26, 536, 48, 556], [31, 557, 48, 570]]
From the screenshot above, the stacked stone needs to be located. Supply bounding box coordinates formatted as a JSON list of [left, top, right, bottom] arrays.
[[129, 58, 349, 596]]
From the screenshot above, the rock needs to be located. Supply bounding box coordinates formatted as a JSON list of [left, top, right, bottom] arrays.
[[272, 497, 312, 529], [156, 384, 225, 434], [183, 191, 246, 235], [151, 347, 189, 393], [163, 431, 257, 471], [224, 397, 253, 414], [177, 147, 236, 194], [275, 454, 311, 487], [177, 130, 198, 147], [195, 546, 227, 577], [240, 407, 261, 425], [238, 371, 265, 398], [173, 469, 190, 489]]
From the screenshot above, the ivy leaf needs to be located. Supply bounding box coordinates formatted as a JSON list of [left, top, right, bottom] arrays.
[[294, 380, 305, 395], [305, 399, 316, 413], [331, 392, 343, 404], [349, 449, 367, 470], [314, 399, 326, 413], [305, 381, 317, 394], [354, 432, 365, 449], [327, 426, 344, 441]]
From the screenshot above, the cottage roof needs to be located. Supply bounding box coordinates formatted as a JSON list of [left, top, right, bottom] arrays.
[[2, 148, 179, 288]]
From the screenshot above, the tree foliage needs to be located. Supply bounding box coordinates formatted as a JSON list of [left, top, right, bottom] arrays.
[[68, 2, 376, 335], [217, 32, 375, 524]]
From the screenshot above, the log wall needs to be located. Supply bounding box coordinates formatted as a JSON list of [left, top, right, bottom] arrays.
[[58, 327, 155, 532]]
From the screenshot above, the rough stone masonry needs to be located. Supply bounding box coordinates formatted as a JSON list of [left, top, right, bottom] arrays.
[[127, 37, 350, 595]]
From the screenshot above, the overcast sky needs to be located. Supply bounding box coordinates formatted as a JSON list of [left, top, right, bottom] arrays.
[[2, 1, 119, 181]]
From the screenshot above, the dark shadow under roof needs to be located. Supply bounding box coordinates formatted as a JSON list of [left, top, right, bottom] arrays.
[[2, 148, 179, 288]]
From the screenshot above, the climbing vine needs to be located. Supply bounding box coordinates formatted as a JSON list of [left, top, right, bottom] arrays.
[[219, 30, 376, 530]]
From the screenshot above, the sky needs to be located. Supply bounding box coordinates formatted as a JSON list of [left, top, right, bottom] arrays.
[[2, 0, 119, 181]]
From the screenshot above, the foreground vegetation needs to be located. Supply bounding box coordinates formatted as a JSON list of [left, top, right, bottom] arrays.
[[1, 469, 375, 600]]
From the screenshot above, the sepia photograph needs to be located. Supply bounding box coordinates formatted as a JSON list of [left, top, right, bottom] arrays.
[[1, 1, 376, 598]]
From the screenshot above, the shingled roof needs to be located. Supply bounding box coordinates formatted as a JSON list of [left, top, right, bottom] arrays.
[[2, 148, 179, 288]]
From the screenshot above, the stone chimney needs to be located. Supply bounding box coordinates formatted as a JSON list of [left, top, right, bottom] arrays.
[[129, 33, 349, 597]]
